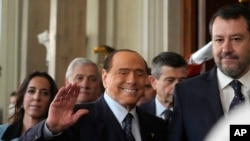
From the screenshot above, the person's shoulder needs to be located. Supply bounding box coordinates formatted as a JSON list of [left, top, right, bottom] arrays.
[[137, 108, 167, 137], [137, 107, 163, 122], [178, 68, 215, 87], [0, 123, 9, 130], [138, 99, 154, 110], [0, 124, 9, 138]]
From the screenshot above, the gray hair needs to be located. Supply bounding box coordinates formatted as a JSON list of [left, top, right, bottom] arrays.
[[65, 57, 100, 80]]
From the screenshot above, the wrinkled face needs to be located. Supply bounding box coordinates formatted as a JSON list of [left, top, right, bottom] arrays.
[[212, 16, 250, 79], [23, 77, 51, 119], [152, 66, 187, 106], [137, 75, 156, 106], [102, 51, 147, 110], [66, 64, 101, 103]]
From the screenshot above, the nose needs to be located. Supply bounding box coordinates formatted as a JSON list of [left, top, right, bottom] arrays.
[[79, 78, 90, 89], [126, 72, 136, 85], [33, 91, 41, 101], [221, 40, 233, 53], [79, 78, 87, 86]]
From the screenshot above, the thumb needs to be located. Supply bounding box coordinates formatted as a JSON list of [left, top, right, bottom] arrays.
[[72, 109, 89, 123]]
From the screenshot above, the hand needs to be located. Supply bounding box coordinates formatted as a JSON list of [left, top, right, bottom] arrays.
[[46, 83, 89, 133]]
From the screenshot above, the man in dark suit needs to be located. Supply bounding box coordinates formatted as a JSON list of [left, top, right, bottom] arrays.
[[20, 49, 167, 141], [139, 52, 187, 124], [168, 4, 250, 141]]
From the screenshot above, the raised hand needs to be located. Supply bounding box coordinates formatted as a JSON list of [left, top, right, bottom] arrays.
[[46, 83, 89, 133]]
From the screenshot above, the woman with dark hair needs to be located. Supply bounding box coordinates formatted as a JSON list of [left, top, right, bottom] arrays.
[[0, 71, 58, 141]]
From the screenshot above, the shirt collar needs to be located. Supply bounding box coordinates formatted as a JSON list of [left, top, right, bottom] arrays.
[[217, 68, 233, 90], [217, 68, 250, 89], [103, 92, 136, 125], [239, 69, 250, 88], [155, 97, 167, 116]]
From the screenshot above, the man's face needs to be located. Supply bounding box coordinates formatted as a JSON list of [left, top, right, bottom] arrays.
[[67, 64, 101, 103], [151, 66, 187, 107], [102, 51, 147, 110], [212, 16, 250, 78]]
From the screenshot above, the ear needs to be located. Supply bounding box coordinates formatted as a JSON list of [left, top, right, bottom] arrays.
[[102, 69, 108, 88], [149, 75, 157, 90]]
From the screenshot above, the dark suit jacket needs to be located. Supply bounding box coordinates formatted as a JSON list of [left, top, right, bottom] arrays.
[[168, 67, 224, 141], [139, 98, 172, 130], [139, 99, 156, 115], [20, 96, 167, 141]]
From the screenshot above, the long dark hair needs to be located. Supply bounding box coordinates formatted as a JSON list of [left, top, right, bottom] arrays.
[[8, 71, 58, 124]]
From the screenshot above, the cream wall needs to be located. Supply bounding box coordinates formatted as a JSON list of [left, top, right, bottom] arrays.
[[85, 0, 181, 66], [0, 0, 20, 124], [0, 0, 181, 123]]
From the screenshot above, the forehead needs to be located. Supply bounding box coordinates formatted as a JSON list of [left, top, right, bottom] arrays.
[[72, 64, 98, 74], [212, 16, 248, 35], [28, 77, 50, 88], [160, 66, 187, 77], [111, 51, 146, 70]]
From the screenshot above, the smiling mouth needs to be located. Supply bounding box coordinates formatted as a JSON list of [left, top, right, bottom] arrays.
[[122, 88, 137, 93]]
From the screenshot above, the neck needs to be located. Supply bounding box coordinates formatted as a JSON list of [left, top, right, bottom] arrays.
[[157, 96, 172, 108], [21, 114, 43, 135]]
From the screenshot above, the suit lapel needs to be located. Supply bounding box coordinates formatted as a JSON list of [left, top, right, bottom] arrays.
[[94, 96, 127, 141], [137, 108, 166, 141], [137, 109, 154, 141], [204, 67, 224, 119]]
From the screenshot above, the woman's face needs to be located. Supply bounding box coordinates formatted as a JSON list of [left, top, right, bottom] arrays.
[[23, 76, 52, 119]]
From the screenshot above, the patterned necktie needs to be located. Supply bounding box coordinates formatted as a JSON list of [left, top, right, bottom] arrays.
[[123, 113, 136, 141], [229, 80, 245, 110]]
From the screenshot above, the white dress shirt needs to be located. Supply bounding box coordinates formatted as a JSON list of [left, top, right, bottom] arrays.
[[217, 68, 250, 116], [155, 97, 173, 120], [104, 92, 141, 141]]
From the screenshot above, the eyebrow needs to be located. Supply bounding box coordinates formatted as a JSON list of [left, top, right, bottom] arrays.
[[27, 87, 50, 91], [118, 68, 146, 72]]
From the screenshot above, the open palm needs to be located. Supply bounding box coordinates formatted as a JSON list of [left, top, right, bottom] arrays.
[[46, 83, 89, 133]]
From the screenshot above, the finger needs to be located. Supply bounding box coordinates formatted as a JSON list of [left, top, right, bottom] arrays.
[[52, 86, 66, 103], [66, 84, 80, 106], [64, 83, 73, 94], [69, 84, 80, 101]]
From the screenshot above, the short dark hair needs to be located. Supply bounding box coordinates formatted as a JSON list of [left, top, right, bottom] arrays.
[[209, 4, 250, 35], [151, 51, 187, 79]]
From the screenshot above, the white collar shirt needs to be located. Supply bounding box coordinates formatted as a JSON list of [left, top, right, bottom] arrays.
[[104, 92, 141, 141], [217, 68, 250, 116]]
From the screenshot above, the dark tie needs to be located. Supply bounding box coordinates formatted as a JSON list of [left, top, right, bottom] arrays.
[[164, 109, 173, 123], [229, 80, 245, 110], [123, 113, 136, 141]]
